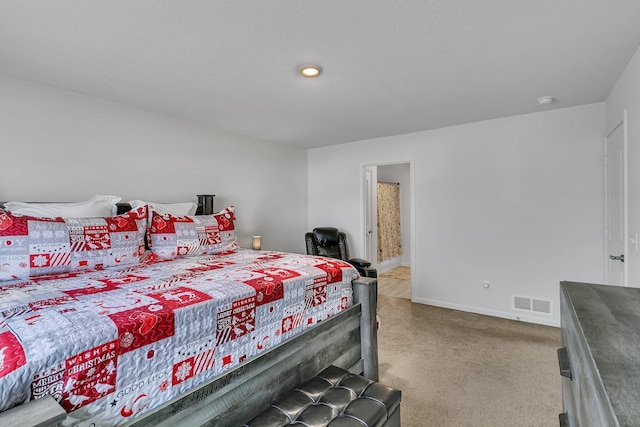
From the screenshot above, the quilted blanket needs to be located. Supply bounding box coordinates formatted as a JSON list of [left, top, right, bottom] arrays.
[[0, 249, 357, 426]]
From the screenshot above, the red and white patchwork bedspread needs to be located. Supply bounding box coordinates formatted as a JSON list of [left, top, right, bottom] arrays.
[[0, 249, 357, 426]]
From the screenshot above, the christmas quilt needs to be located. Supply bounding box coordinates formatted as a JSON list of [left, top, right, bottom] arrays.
[[0, 249, 357, 426]]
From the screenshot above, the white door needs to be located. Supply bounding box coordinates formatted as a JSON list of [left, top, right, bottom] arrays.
[[364, 166, 377, 266], [605, 119, 627, 286]]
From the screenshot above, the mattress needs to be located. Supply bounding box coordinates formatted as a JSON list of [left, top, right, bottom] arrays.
[[0, 249, 357, 426]]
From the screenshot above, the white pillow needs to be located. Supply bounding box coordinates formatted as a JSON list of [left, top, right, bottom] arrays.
[[128, 200, 197, 216], [3, 195, 121, 218]]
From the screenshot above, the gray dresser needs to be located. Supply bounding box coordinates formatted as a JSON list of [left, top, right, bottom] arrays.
[[559, 281, 640, 427]]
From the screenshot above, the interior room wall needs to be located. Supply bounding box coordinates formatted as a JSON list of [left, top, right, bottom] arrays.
[[605, 45, 640, 287], [308, 103, 605, 326], [377, 163, 411, 271], [0, 75, 309, 253]]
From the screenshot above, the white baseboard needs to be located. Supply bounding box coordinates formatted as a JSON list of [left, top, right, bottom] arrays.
[[411, 297, 560, 328]]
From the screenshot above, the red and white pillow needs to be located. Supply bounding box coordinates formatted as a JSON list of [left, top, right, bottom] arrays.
[[148, 206, 237, 259], [0, 206, 147, 281]]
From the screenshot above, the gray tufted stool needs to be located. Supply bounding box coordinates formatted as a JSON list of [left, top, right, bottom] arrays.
[[243, 365, 401, 427]]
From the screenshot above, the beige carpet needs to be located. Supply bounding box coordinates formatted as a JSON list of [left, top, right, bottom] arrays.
[[377, 295, 562, 427]]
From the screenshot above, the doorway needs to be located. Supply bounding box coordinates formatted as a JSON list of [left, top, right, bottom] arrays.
[[363, 162, 413, 299]]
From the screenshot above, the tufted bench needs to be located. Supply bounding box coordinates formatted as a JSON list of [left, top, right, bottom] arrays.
[[243, 365, 401, 427]]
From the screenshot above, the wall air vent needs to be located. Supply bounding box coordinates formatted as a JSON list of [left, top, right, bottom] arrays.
[[513, 296, 531, 311], [532, 298, 551, 314], [513, 296, 552, 315]]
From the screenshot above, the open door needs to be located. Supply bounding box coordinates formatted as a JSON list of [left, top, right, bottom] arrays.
[[605, 114, 627, 286], [364, 165, 377, 268]]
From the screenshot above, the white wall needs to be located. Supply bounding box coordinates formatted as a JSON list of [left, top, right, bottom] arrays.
[[606, 45, 640, 286], [1, 74, 609, 327], [309, 104, 605, 326], [0, 75, 309, 253], [377, 163, 411, 270]]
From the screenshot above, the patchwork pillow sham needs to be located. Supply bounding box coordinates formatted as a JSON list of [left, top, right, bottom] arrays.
[[0, 206, 147, 281], [148, 206, 237, 259], [3, 195, 122, 218]]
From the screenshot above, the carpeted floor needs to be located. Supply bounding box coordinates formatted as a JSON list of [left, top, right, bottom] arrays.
[[376, 295, 562, 427]]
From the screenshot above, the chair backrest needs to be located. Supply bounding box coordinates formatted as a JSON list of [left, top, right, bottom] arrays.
[[305, 227, 350, 261], [305, 227, 377, 278]]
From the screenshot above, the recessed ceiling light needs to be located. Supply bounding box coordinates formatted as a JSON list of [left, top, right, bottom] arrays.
[[300, 65, 322, 78], [537, 96, 554, 105]]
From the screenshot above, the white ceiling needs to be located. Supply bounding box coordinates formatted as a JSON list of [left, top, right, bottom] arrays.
[[2, 1, 640, 148]]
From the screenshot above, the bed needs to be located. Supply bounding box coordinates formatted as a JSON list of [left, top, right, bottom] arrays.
[[0, 196, 378, 426]]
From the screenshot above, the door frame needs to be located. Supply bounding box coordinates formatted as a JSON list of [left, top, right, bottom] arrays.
[[604, 110, 628, 286], [361, 159, 415, 297]]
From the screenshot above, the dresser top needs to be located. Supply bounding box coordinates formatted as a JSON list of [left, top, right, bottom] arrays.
[[562, 281, 640, 426]]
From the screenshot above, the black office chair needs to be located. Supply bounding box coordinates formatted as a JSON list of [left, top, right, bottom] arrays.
[[305, 227, 377, 278]]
